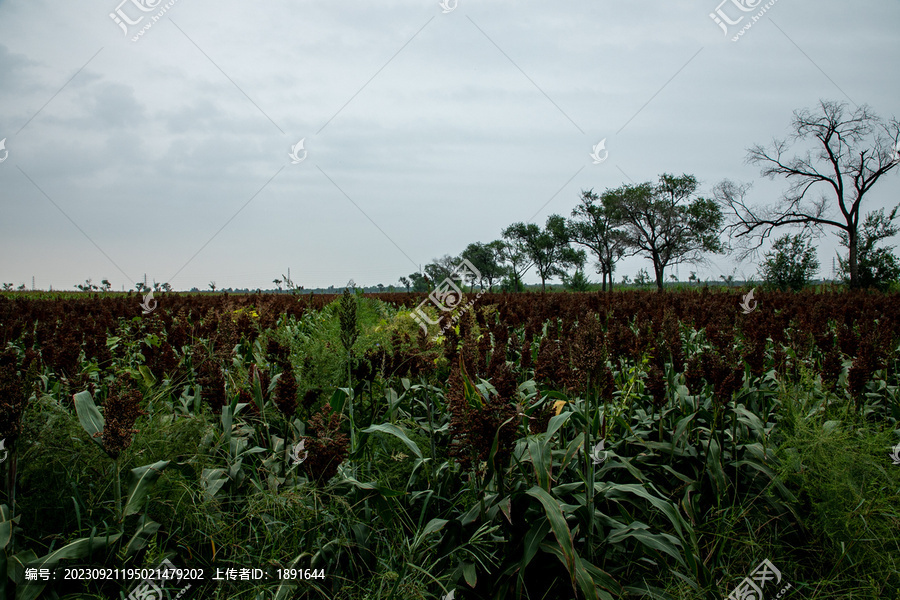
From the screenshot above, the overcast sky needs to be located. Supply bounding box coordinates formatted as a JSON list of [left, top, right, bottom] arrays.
[[1, 0, 898, 291]]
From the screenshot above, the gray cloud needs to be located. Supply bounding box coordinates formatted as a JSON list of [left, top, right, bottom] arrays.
[[0, 0, 898, 290]]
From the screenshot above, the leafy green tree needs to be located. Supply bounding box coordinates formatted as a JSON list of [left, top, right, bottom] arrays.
[[567, 189, 627, 291], [837, 207, 900, 290], [399, 276, 411, 292], [497, 238, 534, 293], [606, 174, 726, 290], [423, 255, 460, 285], [564, 270, 592, 291], [504, 215, 584, 292], [461, 241, 506, 291], [408, 272, 431, 293], [759, 233, 819, 290]]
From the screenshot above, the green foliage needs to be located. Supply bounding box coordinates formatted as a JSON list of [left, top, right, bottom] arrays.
[[504, 215, 585, 291], [339, 287, 360, 354], [567, 189, 627, 291], [604, 173, 726, 290], [461, 241, 506, 291], [760, 233, 819, 290], [6, 291, 900, 598], [838, 206, 900, 291], [408, 272, 431, 293], [564, 269, 592, 292], [634, 268, 651, 286], [777, 383, 900, 596]]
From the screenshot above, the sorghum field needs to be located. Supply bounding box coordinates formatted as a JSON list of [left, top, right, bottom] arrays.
[[0, 289, 899, 599]]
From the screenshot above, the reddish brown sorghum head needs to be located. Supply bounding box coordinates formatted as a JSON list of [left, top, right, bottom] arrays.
[[645, 364, 667, 409], [529, 396, 553, 435], [273, 365, 298, 417], [821, 348, 844, 386], [300, 405, 349, 484], [848, 343, 876, 396], [102, 378, 146, 459], [447, 361, 519, 475], [0, 349, 33, 445], [237, 388, 259, 416], [196, 356, 227, 412]]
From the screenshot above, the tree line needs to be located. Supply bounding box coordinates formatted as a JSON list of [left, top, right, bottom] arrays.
[[402, 100, 900, 292]]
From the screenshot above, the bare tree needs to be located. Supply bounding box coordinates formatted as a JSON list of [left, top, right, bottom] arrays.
[[716, 100, 900, 288]]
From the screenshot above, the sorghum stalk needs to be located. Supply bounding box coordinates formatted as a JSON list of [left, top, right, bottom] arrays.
[[339, 287, 360, 461]]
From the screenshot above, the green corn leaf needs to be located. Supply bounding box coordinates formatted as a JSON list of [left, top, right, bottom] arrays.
[[124, 515, 161, 556], [73, 391, 104, 448], [201, 468, 228, 500], [545, 411, 572, 439], [124, 460, 170, 517], [706, 438, 727, 499], [522, 519, 551, 570], [526, 486, 577, 575], [361, 423, 423, 459], [528, 438, 552, 491], [138, 365, 156, 387], [25, 530, 123, 570], [463, 562, 477, 587]]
